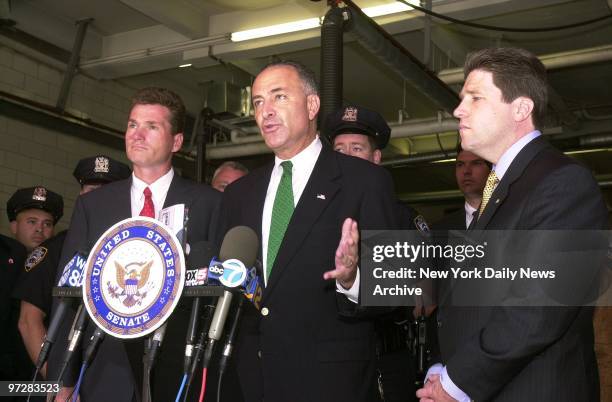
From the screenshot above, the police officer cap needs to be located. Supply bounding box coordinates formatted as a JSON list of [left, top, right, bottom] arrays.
[[326, 105, 391, 150], [73, 155, 131, 185], [6, 186, 63, 223]]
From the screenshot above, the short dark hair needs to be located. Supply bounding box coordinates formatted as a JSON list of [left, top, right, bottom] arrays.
[[456, 141, 493, 169], [258, 60, 319, 96], [464, 47, 548, 130], [130, 87, 186, 134]]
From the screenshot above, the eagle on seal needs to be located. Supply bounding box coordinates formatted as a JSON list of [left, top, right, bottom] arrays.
[[114, 260, 152, 307]]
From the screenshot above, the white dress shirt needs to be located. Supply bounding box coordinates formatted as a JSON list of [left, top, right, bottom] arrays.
[[464, 201, 477, 229], [262, 136, 321, 284], [130, 168, 174, 218]]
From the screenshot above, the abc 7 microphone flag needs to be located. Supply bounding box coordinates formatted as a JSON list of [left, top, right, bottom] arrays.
[[81, 216, 186, 339]]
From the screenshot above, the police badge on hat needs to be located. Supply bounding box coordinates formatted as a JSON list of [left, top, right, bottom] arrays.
[[94, 156, 110, 173], [32, 187, 47, 202], [25, 246, 48, 272], [342, 107, 358, 122]]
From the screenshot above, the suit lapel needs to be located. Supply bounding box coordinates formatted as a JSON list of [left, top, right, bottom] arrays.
[[264, 147, 340, 299], [114, 178, 133, 221], [163, 173, 188, 208], [249, 164, 273, 262], [476, 136, 549, 228]]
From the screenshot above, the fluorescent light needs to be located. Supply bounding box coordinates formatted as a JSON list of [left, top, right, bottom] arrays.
[[178, 63, 192, 68], [231, 17, 321, 42], [229, 2, 420, 43], [362, 1, 419, 18]]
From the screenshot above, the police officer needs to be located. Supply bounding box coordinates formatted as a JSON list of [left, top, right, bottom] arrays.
[[326, 105, 432, 402], [13, 155, 131, 379], [7, 186, 63, 251], [2, 187, 62, 389]]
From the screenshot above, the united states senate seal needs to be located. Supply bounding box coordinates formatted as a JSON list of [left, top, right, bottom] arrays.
[[82, 216, 185, 339]]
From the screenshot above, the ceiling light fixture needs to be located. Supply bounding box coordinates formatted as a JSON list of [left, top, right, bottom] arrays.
[[362, 1, 419, 18], [230, 1, 420, 42], [179, 63, 192, 68], [231, 17, 321, 42]]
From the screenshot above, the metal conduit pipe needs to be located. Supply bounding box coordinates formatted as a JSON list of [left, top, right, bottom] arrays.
[[230, 129, 263, 144], [579, 133, 612, 147], [343, 2, 458, 114], [206, 141, 272, 159], [320, 5, 345, 134], [380, 150, 457, 166], [438, 44, 612, 85], [389, 117, 458, 138]]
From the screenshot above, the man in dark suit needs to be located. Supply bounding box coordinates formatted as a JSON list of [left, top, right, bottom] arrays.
[[328, 104, 431, 402], [47, 87, 221, 402], [219, 61, 398, 402], [417, 48, 608, 402], [434, 145, 490, 231]]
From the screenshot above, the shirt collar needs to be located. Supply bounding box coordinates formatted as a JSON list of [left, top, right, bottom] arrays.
[[131, 168, 174, 198], [493, 130, 541, 180], [273, 135, 322, 172]]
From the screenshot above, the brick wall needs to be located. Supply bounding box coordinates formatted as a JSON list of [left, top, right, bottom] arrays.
[[0, 44, 132, 237]]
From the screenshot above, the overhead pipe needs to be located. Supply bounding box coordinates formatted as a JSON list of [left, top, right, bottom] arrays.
[[319, 4, 345, 137], [438, 44, 612, 85], [342, 0, 458, 114]]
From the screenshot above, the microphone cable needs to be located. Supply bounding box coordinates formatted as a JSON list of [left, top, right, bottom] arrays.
[[71, 363, 86, 402], [198, 367, 208, 402], [182, 304, 215, 402], [174, 374, 188, 402], [71, 327, 105, 401], [216, 296, 245, 402]]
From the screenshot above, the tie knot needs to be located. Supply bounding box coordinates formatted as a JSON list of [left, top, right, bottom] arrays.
[[487, 171, 499, 185], [143, 187, 152, 198], [280, 160, 293, 175]]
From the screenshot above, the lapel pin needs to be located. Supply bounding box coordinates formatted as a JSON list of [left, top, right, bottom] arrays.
[[317, 194, 326, 200], [495, 199, 500, 204]]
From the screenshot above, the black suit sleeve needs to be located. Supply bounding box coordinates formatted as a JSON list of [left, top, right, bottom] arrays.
[[447, 163, 608, 400]]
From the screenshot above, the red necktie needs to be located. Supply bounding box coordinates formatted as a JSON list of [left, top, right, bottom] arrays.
[[139, 187, 155, 218]]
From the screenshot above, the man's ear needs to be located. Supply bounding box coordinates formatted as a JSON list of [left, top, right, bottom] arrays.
[[307, 94, 320, 121], [10, 220, 17, 236], [172, 133, 184, 152], [513, 97, 534, 123], [372, 149, 382, 165]]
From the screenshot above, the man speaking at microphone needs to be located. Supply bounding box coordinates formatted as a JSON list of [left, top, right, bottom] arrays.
[[47, 87, 221, 402], [218, 61, 398, 402]]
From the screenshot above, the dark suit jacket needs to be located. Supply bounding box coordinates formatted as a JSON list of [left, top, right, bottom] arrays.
[[219, 145, 398, 402], [432, 208, 466, 231], [47, 174, 220, 402], [437, 136, 608, 401]]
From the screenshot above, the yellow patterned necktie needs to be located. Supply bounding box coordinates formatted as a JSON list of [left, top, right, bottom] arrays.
[[478, 170, 499, 217]]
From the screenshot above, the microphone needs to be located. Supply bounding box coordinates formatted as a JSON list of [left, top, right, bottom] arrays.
[[83, 327, 105, 368], [200, 226, 258, 369], [37, 251, 88, 371], [218, 297, 245, 375], [183, 241, 216, 373], [55, 304, 89, 382], [145, 323, 167, 368]]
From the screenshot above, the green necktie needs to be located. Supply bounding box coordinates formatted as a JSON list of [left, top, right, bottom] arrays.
[[267, 161, 295, 278]]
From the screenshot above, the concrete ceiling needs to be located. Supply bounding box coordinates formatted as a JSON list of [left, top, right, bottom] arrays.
[[3, 0, 612, 215]]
